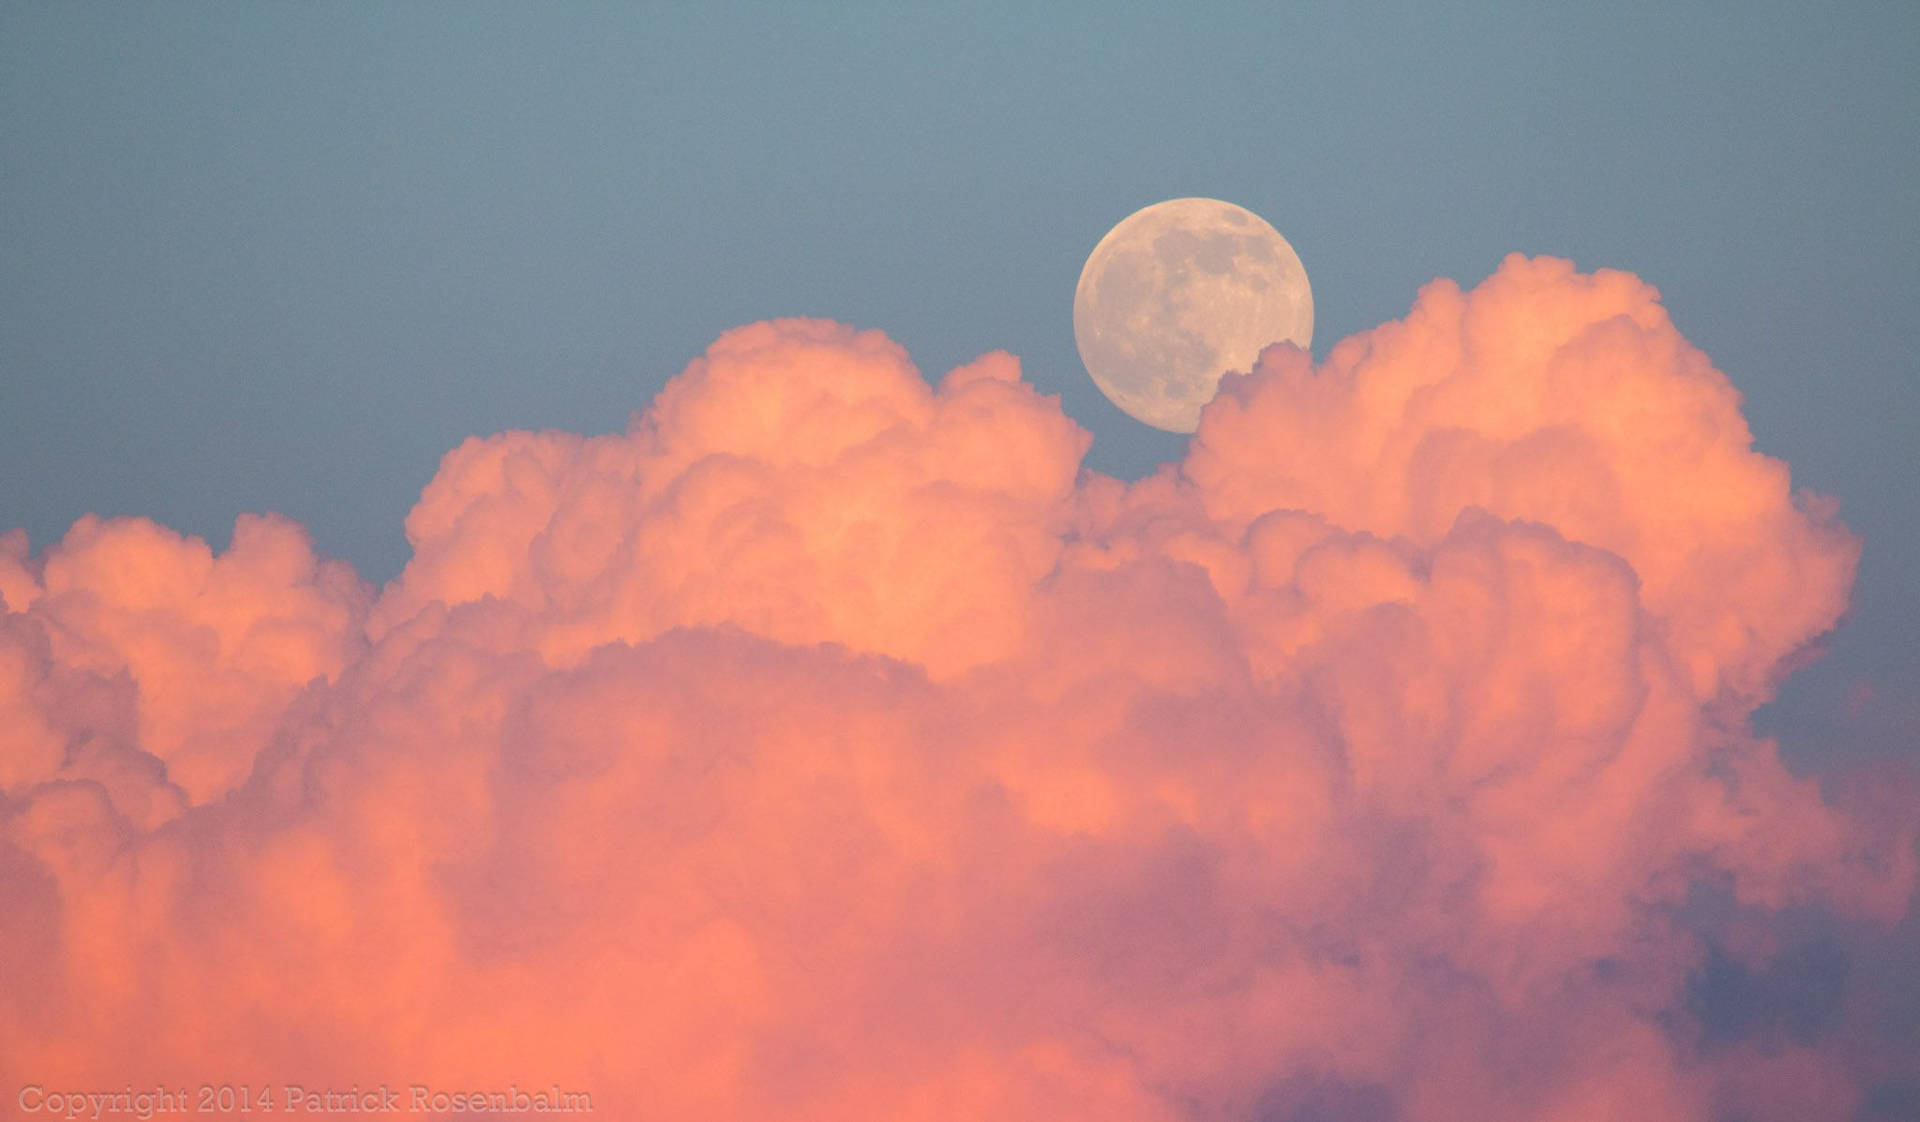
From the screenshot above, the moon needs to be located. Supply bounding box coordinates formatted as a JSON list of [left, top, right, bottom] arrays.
[[1074, 198, 1313, 432]]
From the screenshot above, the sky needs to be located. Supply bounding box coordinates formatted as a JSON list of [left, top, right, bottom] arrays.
[[2, 4, 1917, 1120]]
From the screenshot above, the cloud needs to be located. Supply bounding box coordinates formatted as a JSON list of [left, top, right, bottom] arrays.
[[1, 256, 1911, 1120]]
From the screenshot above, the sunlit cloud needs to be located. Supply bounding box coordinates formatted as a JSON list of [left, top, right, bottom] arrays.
[[1, 257, 1909, 1120]]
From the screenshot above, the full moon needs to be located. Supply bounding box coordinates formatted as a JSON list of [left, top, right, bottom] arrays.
[[1074, 198, 1313, 432]]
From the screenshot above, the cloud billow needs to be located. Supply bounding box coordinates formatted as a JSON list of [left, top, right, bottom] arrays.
[[0, 256, 1909, 1120]]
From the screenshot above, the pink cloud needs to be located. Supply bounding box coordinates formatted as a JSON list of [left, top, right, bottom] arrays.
[[0, 256, 1909, 1120]]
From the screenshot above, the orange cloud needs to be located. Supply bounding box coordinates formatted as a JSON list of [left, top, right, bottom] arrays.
[[0, 257, 1910, 1120]]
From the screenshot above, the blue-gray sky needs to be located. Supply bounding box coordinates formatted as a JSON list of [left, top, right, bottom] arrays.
[[3, 2, 1915, 764]]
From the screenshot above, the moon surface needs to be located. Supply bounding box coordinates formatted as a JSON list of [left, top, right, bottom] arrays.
[[1074, 198, 1313, 432]]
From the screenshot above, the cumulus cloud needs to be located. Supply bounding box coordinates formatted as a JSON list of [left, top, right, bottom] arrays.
[[0, 256, 1911, 1120]]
